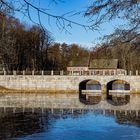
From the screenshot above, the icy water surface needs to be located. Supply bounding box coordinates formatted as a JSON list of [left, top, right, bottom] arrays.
[[0, 108, 140, 140], [0, 93, 140, 140]]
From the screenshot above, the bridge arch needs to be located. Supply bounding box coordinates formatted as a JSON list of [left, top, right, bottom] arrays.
[[106, 79, 130, 105], [86, 80, 101, 90], [79, 79, 101, 91], [107, 79, 130, 91], [79, 79, 102, 104], [79, 79, 101, 97]]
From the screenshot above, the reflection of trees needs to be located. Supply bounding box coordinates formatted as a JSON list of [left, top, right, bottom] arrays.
[[0, 108, 140, 139], [107, 95, 130, 106], [100, 109, 140, 127], [80, 95, 101, 105], [0, 108, 85, 139], [115, 110, 140, 127], [0, 112, 48, 139]]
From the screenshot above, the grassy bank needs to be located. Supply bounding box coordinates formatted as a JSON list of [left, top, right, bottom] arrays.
[[0, 88, 78, 94]]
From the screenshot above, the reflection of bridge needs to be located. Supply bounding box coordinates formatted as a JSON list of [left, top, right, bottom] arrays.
[[0, 93, 140, 130], [0, 93, 140, 110], [0, 75, 140, 93], [0, 107, 140, 118]]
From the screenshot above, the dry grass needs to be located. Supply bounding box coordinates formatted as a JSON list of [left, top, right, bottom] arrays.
[[0, 88, 78, 94]]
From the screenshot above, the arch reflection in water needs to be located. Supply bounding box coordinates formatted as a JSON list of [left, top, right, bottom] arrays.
[[107, 79, 130, 105], [107, 94, 130, 106], [79, 80, 101, 105], [0, 108, 140, 140]]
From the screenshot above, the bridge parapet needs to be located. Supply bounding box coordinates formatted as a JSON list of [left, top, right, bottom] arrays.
[[0, 70, 140, 76]]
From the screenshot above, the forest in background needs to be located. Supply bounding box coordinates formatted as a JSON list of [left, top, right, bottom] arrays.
[[0, 6, 140, 72]]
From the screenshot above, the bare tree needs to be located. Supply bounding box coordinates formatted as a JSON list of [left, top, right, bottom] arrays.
[[85, 0, 140, 41], [0, 0, 98, 33], [1, 0, 140, 38]]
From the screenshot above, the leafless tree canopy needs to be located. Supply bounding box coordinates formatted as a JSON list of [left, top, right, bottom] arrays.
[[1, 0, 140, 36], [0, 0, 98, 33], [1, 0, 140, 31], [85, 0, 140, 41]]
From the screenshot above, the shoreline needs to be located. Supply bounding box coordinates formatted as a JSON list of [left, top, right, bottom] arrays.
[[0, 88, 140, 94], [0, 89, 78, 94]]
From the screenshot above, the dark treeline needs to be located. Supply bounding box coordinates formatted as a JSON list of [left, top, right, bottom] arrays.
[[91, 30, 140, 72], [0, 13, 89, 71], [0, 13, 50, 71], [0, 13, 140, 72]]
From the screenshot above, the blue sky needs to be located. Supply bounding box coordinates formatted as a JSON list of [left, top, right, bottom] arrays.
[[14, 0, 121, 48]]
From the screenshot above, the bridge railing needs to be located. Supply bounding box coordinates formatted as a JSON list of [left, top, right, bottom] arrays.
[[0, 70, 139, 76]]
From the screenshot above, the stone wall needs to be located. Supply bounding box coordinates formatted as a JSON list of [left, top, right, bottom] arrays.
[[0, 75, 140, 93]]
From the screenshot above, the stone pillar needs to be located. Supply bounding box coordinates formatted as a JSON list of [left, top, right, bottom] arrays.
[[114, 70, 115, 75], [51, 70, 53, 76], [60, 70, 63, 76], [13, 70, 16, 75], [41, 70, 44, 75], [4, 70, 6, 75], [89, 71, 91, 75], [23, 70, 25, 75], [136, 70, 138, 76], [71, 71, 73, 76], [129, 71, 132, 76], [125, 70, 127, 76], [78, 71, 81, 76], [32, 70, 34, 75], [101, 84, 107, 94]]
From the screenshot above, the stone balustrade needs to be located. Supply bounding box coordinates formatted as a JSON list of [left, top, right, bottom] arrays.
[[0, 70, 140, 76]]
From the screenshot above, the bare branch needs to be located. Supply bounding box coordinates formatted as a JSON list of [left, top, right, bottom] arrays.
[[0, 0, 100, 32]]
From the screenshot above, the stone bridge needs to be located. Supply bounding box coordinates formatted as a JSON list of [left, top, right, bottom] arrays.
[[0, 75, 140, 93]]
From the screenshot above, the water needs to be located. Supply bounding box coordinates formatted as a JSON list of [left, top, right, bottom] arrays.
[[0, 93, 140, 140], [0, 109, 140, 140]]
